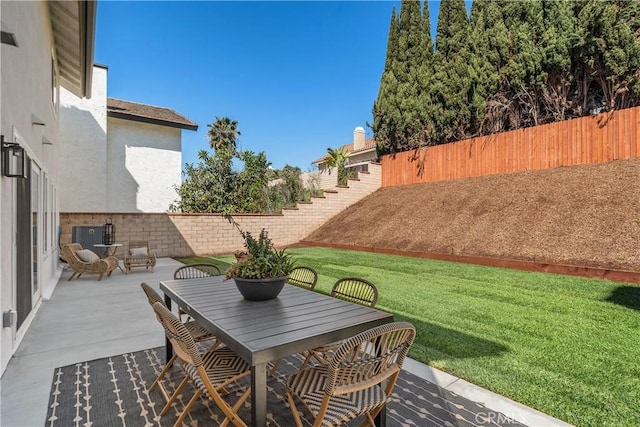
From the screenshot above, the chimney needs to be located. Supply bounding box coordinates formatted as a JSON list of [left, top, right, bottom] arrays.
[[353, 126, 365, 151]]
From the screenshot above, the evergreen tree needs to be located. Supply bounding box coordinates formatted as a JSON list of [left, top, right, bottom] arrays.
[[468, 0, 506, 135], [538, 0, 576, 121], [417, 1, 435, 144], [574, 0, 640, 113], [374, 1, 436, 154], [373, 6, 401, 156], [430, 0, 471, 143], [499, 0, 545, 128], [396, 0, 426, 149]]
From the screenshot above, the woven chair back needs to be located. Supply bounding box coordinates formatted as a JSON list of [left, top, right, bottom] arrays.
[[152, 301, 203, 367], [331, 277, 378, 307], [140, 282, 164, 306], [174, 263, 222, 279], [61, 243, 83, 262], [287, 266, 318, 290], [128, 241, 150, 253], [325, 321, 415, 396]]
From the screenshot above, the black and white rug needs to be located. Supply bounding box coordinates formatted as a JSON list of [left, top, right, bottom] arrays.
[[45, 347, 525, 426]]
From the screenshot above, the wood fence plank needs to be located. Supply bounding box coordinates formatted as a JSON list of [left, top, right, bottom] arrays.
[[379, 106, 640, 187]]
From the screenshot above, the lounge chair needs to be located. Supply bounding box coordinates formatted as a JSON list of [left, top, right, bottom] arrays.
[[123, 241, 156, 273], [61, 243, 119, 281]]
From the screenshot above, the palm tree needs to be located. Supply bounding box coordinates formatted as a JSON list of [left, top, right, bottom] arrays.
[[207, 117, 240, 154], [325, 146, 350, 185]]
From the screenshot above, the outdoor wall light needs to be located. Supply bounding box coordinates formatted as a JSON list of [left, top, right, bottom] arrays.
[[1, 135, 26, 178]]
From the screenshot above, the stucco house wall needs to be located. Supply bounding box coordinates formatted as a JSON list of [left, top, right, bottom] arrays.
[[58, 66, 193, 213], [107, 117, 182, 212], [58, 65, 108, 212], [0, 0, 84, 375]]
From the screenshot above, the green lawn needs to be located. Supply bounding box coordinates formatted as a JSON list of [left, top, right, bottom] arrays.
[[181, 247, 640, 427]]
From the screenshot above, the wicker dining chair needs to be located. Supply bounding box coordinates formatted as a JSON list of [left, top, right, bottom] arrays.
[[330, 277, 378, 307], [268, 266, 320, 376], [152, 301, 252, 427], [173, 262, 222, 279], [287, 322, 416, 427], [62, 243, 119, 281], [286, 266, 318, 290], [140, 283, 218, 406], [300, 277, 379, 368], [173, 262, 223, 321], [124, 241, 156, 273]]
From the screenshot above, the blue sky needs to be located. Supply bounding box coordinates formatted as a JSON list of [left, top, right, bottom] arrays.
[[95, 1, 450, 171]]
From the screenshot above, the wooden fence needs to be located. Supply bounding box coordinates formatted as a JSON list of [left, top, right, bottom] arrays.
[[381, 105, 640, 187]]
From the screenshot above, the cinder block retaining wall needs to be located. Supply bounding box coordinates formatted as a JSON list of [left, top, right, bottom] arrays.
[[60, 164, 381, 258]]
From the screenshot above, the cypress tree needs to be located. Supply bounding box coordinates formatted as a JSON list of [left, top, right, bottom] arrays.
[[500, 0, 545, 128], [430, 0, 471, 143], [417, 1, 435, 145], [374, 1, 431, 154], [396, 0, 425, 151], [373, 6, 401, 156], [539, 0, 576, 121], [468, 0, 506, 135], [574, 0, 640, 113]]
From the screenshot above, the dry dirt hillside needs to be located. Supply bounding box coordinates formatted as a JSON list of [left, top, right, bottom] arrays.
[[305, 158, 640, 272]]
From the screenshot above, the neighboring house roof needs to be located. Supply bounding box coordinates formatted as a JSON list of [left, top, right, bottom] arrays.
[[107, 98, 198, 131], [312, 138, 377, 165], [48, 1, 97, 98]]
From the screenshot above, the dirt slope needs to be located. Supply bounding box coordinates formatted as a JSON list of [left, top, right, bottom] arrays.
[[305, 158, 640, 272]]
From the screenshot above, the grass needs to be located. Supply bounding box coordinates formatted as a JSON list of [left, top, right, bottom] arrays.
[[180, 247, 640, 427]]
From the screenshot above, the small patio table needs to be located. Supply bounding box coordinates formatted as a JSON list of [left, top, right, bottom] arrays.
[[93, 243, 124, 273], [160, 276, 394, 427]]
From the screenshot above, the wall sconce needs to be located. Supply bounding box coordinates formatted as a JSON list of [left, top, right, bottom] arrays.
[[1, 135, 26, 178]]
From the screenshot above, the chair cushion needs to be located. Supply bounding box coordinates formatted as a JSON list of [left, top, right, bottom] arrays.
[[129, 247, 147, 257], [75, 249, 99, 263]]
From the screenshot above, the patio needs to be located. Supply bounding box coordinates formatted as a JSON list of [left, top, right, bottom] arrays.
[[0, 258, 567, 426]]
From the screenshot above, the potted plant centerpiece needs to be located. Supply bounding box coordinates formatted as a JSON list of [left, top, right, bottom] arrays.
[[225, 217, 294, 301]]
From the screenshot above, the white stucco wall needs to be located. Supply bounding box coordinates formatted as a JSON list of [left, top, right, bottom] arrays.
[[106, 118, 182, 212], [58, 65, 108, 212], [0, 1, 62, 375]]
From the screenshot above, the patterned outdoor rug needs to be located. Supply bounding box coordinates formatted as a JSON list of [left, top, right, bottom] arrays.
[[45, 347, 526, 426]]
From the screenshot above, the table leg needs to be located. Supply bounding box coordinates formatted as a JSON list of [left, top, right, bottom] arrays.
[[164, 294, 173, 363], [375, 404, 387, 426], [251, 362, 268, 426]]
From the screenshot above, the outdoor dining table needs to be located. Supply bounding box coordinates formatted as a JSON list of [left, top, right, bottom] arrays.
[[159, 276, 394, 426]]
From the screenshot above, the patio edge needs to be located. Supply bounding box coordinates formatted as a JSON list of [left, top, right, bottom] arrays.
[[402, 357, 574, 427]]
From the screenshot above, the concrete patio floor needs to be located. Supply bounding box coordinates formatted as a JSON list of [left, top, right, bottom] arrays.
[[0, 258, 569, 426]]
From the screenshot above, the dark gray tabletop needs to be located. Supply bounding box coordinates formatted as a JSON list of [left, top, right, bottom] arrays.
[[160, 276, 394, 364]]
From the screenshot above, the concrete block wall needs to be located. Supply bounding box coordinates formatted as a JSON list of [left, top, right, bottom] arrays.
[[60, 164, 381, 258], [316, 166, 338, 189]]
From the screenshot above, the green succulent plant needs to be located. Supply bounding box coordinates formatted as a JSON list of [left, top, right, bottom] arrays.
[[225, 221, 294, 280]]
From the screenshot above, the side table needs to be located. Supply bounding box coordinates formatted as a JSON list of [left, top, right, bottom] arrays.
[[93, 243, 124, 273]]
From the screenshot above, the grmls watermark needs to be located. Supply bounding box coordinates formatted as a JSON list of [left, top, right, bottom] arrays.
[[475, 411, 518, 425]]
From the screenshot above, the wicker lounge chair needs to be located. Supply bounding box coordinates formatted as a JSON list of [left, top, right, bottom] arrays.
[[124, 241, 156, 273], [140, 283, 218, 407], [287, 322, 416, 427], [152, 301, 252, 426], [61, 243, 119, 281], [300, 277, 379, 368], [173, 263, 222, 279], [286, 266, 318, 290]]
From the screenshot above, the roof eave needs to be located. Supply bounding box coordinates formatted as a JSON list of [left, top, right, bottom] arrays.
[[82, 0, 96, 98], [50, 0, 97, 98], [107, 111, 199, 131]]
